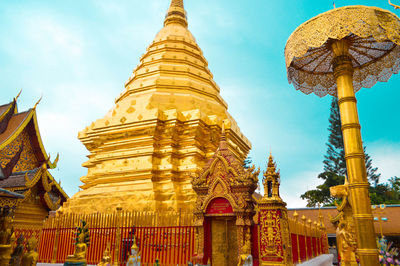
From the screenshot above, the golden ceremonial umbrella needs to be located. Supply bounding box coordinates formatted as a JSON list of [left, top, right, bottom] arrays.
[[285, 6, 400, 265]]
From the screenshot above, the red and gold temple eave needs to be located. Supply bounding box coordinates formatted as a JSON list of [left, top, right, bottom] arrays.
[[0, 107, 56, 169], [0, 166, 68, 211]]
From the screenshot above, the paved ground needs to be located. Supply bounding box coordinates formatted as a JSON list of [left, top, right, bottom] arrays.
[[299, 254, 334, 266]]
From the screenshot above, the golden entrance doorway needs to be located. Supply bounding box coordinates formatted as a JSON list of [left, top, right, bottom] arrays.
[[211, 217, 238, 266]]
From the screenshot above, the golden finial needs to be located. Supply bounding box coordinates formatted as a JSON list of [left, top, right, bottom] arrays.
[[15, 89, 22, 101], [33, 95, 42, 109], [170, 0, 184, 8], [389, 0, 400, 9], [301, 215, 306, 222], [164, 0, 187, 27], [266, 153, 276, 172], [293, 211, 298, 219]]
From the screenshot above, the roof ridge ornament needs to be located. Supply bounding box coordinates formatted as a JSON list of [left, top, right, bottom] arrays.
[[15, 89, 22, 101], [33, 95, 42, 110]]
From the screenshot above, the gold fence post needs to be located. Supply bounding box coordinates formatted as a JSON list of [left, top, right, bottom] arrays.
[[301, 215, 308, 261], [113, 207, 122, 266], [51, 216, 60, 263], [293, 212, 301, 264], [307, 219, 313, 258]]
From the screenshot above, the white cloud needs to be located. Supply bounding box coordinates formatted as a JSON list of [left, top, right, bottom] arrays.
[[368, 142, 400, 183], [281, 168, 323, 208]]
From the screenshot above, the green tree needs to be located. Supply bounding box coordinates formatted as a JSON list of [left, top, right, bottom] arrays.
[[370, 176, 400, 205], [301, 97, 381, 207], [243, 156, 252, 169]]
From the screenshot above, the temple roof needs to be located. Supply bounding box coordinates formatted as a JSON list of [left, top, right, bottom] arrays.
[[0, 102, 53, 168], [0, 97, 68, 210]]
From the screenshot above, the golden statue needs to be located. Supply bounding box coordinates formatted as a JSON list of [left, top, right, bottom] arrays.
[[330, 180, 357, 266], [97, 242, 111, 266], [65, 220, 89, 266], [336, 222, 357, 266], [126, 236, 141, 266], [0, 207, 15, 265], [20, 237, 39, 266], [9, 234, 24, 265]]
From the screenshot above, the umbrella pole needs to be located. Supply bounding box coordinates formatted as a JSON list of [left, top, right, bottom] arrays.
[[331, 39, 379, 266]]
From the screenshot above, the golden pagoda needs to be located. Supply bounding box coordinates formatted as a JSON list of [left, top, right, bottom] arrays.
[[62, 0, 251, 214]]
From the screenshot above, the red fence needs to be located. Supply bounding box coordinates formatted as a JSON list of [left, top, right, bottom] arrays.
[[288, 213, 329, 264], [37, 210, 195, 265]]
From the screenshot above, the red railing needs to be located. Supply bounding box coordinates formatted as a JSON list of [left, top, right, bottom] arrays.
[[37, 210, 195, 265], [38, 225, 195, 265]]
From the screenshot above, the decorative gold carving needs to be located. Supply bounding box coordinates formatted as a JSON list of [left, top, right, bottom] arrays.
[[0, 130, 39, 172]]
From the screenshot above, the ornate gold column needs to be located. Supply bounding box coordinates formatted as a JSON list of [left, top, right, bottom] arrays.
[[331, 39, 379, 265]]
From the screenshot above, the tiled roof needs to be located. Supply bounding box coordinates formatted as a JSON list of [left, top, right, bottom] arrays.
[[0, 168, 39, 188], [0, 103, 12, 118], [0, 111, 30, 144]]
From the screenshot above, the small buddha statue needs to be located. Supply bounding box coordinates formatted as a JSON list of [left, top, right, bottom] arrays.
[[126, 236, 141, 266], [66, 233, 87, 261], [9, 234, 24, 265], [64, 220, 89, 266], [97, 243, 111, 266], [21, 237, 38, 266]]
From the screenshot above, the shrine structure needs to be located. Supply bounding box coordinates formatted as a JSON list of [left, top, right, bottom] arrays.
[[0, 95, 68, 232], [257, 154, 292, 265], [192, 127, 259, 265], [61, 0, 251, 214]]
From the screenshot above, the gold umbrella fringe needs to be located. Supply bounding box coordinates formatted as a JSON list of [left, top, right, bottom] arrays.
[[287, 43, 400, 97], [285, 5, 400, 67], [285, 5, 400, 97]]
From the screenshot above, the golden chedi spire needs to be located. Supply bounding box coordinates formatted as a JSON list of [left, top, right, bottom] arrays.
[[62, 0, 251, 214], [164, 0, 187, 27]]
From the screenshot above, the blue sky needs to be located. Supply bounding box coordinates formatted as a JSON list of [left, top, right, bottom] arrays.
[[1, 0, 399, 207]]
